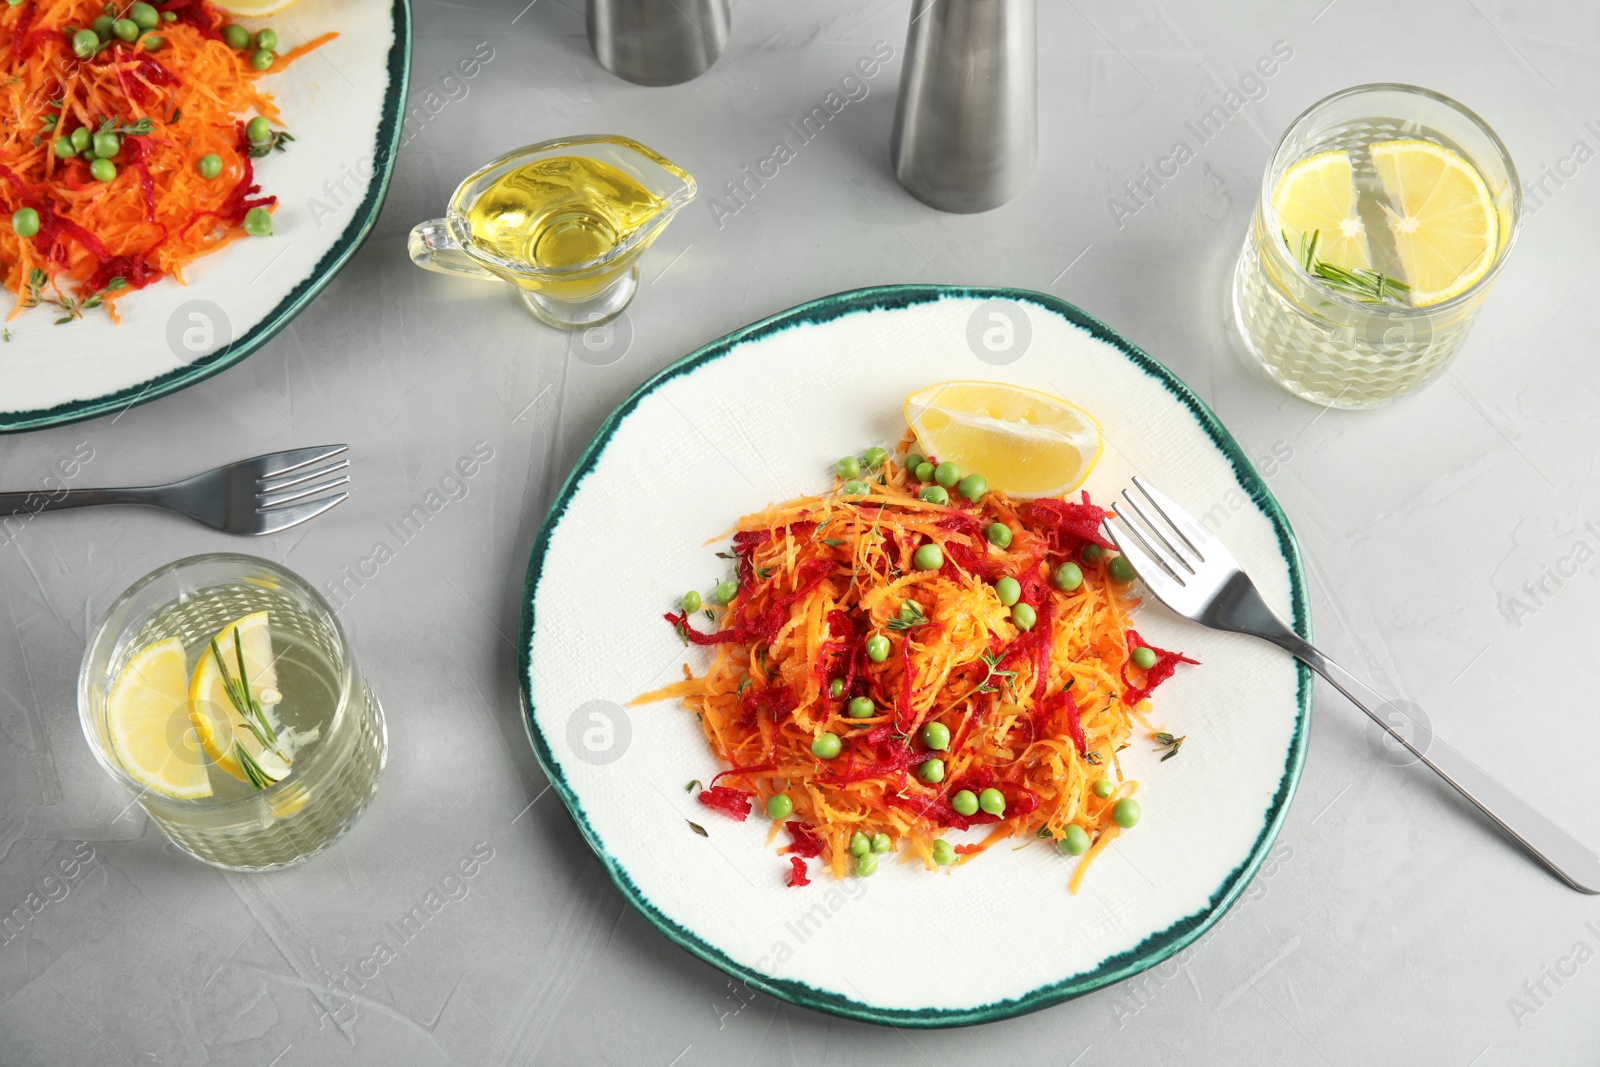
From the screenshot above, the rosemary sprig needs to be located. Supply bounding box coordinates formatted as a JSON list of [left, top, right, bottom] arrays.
[[247, 129, 295, 159], [235, 742, 275, 790], [1154, 732, 1185, 762], [1285, 229, 1410, 305], [207, 632, 287, 789], [886, 599, 927, 632]]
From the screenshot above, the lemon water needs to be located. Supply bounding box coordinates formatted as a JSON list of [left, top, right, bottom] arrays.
[[112, 583, 385, 869]]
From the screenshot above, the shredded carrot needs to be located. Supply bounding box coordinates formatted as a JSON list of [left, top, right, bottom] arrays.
[[0, 0, 337, 323], [633, 436, 1197, 892]]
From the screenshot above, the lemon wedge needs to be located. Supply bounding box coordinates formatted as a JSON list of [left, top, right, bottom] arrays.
[[1271, 149, 1371, 272], [903, 381, 1104, 498], [1370, 139, 1498, 306], [210, 0, 301, 17], [189, 611, 291, 784], [107, 638, 213, 799]]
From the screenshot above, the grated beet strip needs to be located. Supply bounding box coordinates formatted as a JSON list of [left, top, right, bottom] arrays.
[[697, 785, 753, 821], [1120, 629, 1199, 705], [786, 856, 810, 887]]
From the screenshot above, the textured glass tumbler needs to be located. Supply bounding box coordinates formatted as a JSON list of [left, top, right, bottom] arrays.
[[1231, 84, 1520, 409], [79, 553, 386, 870]]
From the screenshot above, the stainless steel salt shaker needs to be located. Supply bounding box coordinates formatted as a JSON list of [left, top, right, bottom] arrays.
[[586, 0, 732, 87], [890, 0, 1038, 213]]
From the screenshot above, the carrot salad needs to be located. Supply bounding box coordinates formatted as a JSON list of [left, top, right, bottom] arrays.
[[0, 0, 335, 323], [635, 440, 1196, 892]]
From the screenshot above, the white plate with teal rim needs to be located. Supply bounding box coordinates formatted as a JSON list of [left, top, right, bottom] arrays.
[[520, 285, 1311, 1027], [0, 0, 410, 433]]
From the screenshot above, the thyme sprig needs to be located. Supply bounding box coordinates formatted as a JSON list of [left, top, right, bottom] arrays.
[[972, 650, 1018, 696], [1285, 228, 1410, 305], [247, 129, 295, 158], [886, 599, 927, 632], [1154, 731, 1185, 762]]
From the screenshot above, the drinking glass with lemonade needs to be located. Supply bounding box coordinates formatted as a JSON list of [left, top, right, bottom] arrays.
[[79, 555, 386, 870], [1232, 83, 1520, 408]]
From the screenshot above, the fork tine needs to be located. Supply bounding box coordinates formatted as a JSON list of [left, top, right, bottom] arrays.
[[253, 492, 348, 535], [259, 476, 350, 509], [254, 444, 349, 480], [259, 458, 350, 492], [1119, 489, 1197, 575], [1131, 476, 1217, 559], [1104, 515, 1187, 587]]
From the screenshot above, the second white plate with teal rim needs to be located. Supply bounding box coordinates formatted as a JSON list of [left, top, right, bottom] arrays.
[[0, 0, 411, 433], [519, 285, 1311, 1027]]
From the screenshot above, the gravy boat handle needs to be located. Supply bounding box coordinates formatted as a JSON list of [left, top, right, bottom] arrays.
[[407, 219, 500, 281]]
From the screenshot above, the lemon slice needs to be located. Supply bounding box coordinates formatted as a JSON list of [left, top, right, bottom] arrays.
[[189, 611, 291, 784], [1271, 149, 1371, 272], [1370, 139, 1497, 306], [904, 381, 1104, 498], [107, 638, 213, 799], [210, 0, 301, 17]]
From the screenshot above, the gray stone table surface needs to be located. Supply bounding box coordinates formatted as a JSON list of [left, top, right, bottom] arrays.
[[3, 0, 1599, 1063]]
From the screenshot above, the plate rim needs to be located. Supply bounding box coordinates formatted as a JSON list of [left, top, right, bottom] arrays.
[[518, 284, 1313, 1027], [0, 0, 413, 435]]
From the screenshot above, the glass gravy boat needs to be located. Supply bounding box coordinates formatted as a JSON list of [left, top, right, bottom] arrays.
[[409, 135, 695, 329]]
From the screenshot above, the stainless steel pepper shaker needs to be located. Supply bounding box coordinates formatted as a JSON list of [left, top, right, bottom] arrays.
[[586, 0, 732, 87], [890, 0, 1038, 213]]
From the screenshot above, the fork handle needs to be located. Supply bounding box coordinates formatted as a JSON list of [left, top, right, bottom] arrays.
[[0, 487, 160, 518], [1274, 631, 1600, 894]]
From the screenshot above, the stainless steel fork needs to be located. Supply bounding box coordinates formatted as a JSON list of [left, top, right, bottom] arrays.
[[1104, 476, 1600, 894], [0, 444, 350, 536]]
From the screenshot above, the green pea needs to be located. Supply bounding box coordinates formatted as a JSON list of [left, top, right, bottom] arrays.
[[242, 206, 272, 236], [919, 721, 949, 751], [931, 839, 955, 866], [1113, 797, 1142, 828], [1052, 562, 1083, 592], [994, 576, 1021, 606], [849, 831, 870, 857], [1131, 646, 1157, 670], [1011, 603, 1037, 631], [250, 48, 275, 71], [141, 34, 163, 51], [836, 455, 861, 479], [1058, 824, 1090, 856], [162, 9, 176, 20], [53, 136, 76, 158], [680, 590, 702, 613], [1082, 543, 1104, 565], [715, 579, 738, 604], [72, 29, 100, 58], [985, 522, 1012, 549], [871, 832, 891, 854], [1092, 777, 1114, 799], [1108, 555, 1136, 584], [129, 1, 158, 30], [811, 732, 842, 759], [934, 461, 961, 489], [91, 14, 114, 39], [951, 789, 978, 816], [766, 794, 793, 820], [847, 696, 874, 719], [255, 27, 277, 50], [70, 127, 91, 152], [957, 474, 987, 502], [245, 116, 272, 145], [841, 479, 868, 496], [89, 157, 116, 182], [855, 852, 878, 877], [112, 17, 139, 41], [978, 787, 1006, 816], [918, 485, 949, 505], [12, 208, 40, 239], [223, 23, 250, 49], [92, 132, 119, 159], [905, 453, 924, 474], [916, 758, 945, 784], [863, 447, 888, 469], [865, 634, 890, 662], [914, 461, 935, 482], [829, 678, 844, 699], [913, 544, 943, 571]]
